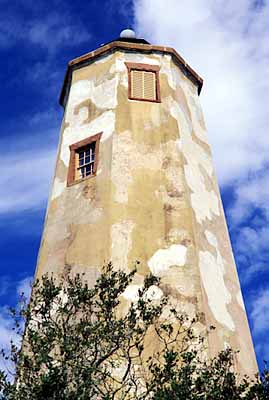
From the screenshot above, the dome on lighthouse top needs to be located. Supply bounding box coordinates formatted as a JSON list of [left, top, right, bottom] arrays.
[[120, 29, 136, 39]]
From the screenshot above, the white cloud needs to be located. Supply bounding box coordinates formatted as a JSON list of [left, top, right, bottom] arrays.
[[236, 226, 269, 255], [248, 287, 269, 364], [0, 277, 12, 298], [225, 171, 269, 284], [254, 342, 269, 367], [0, 145, 55, 214], [133, 0, 269, 185], [243, 262, 269, 285], [16, 277, 32, 302], [229, 172, 269, 226], [0, 308, 19, 350], [233, 226, 269, 285], [0, 9, 90, 53], [0, 275, 33, 377], [0, 277, 33, 347], [27, 13, 91, 53], [251, 288, 269, 335], [0, 106, 60, 217]]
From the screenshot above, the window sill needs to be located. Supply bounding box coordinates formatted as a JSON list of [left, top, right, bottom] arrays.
[[128, 97, 161, 103], [66, 173, 97, 187]]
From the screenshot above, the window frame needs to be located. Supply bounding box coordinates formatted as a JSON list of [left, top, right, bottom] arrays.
[[67, 132, 102, 186], [125, 62, 161, 103]]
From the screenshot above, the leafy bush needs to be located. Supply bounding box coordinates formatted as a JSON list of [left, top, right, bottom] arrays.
[[0, 263, 268, 399]]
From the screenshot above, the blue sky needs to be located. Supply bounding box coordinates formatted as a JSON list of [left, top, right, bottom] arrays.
[[0, 0, 268, 372]]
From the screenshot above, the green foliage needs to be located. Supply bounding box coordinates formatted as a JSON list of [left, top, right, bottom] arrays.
[[0, 263, 268, 399]]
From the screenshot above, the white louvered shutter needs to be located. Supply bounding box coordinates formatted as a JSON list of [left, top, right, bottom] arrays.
[[130, 70, 157, 100], [143, 71, 156, 100], [131, 70, 143, 99]]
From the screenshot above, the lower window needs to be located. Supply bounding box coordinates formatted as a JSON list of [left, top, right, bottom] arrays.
[[77, 142, 95, 179], [67, 132, 102, 186]]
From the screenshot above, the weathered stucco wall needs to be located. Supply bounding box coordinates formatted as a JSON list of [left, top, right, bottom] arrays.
[[35, 48, 257, 375]]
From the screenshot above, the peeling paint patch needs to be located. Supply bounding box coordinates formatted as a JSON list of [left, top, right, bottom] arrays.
[[123, 284, 163, 302], [183, 88, 208, 143], [161, 297, 196, 322], [167, 96, 220, 223], [236, 291, 246, 310], [61, 110, 115, 166], [205, 230, 218, 248], [148, 244, 187, 277], [51, 177, 66, 200], [224, 341, 230, 350], [66, 77, 118, 116], [184, 159, 219, 224], [176, 139, 182, 151], [111, 133, 180, 204], [184, 153, 219, 222], [160, 55, 176, 90], [111, 221, 135, 269], [199, 250, 234, 331], [122, 284, 142, 302], [193, 125, 208, 144], [189, 187, 219, 224], [144, 285, 163, 301], [111, 131, 134, 203], [202, 231, 234, 330], [118, 52, 160, 68]]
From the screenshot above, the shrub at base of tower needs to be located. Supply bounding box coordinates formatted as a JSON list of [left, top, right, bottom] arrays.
[[0, 264, 268, 399]]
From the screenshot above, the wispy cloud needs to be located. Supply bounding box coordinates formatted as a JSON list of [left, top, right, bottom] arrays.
[[228, 171, 269, 226], [0, 4, 91, 98], [0, 104, 61, 217], [0, 4, 90, 217], [0, 276, 32, 301], [0, 277, 12, 298], [0, 275, 32, 376], [0, 5, 91, 218], [0, 147, 55, 215], [16, 277, 32, 302], [250, 288, 269, 361], [0, 9, 90, 53], [27, 13, 91, 54], [234, 224, 269, 283], [0, 308, 19, 350], [226, 170, 269, 284]]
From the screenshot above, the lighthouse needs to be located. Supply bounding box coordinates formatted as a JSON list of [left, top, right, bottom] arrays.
[[34, 30, 257, 375]]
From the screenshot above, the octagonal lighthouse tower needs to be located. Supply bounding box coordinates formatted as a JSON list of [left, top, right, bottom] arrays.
[[35, 30, 257, 375]]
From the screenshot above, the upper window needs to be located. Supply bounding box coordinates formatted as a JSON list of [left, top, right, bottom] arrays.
[[125, 62, 161, 103], [67, 132, 102, 186]]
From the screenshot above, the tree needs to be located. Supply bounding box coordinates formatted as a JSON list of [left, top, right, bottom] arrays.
[[0, 263, 268, 399]]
